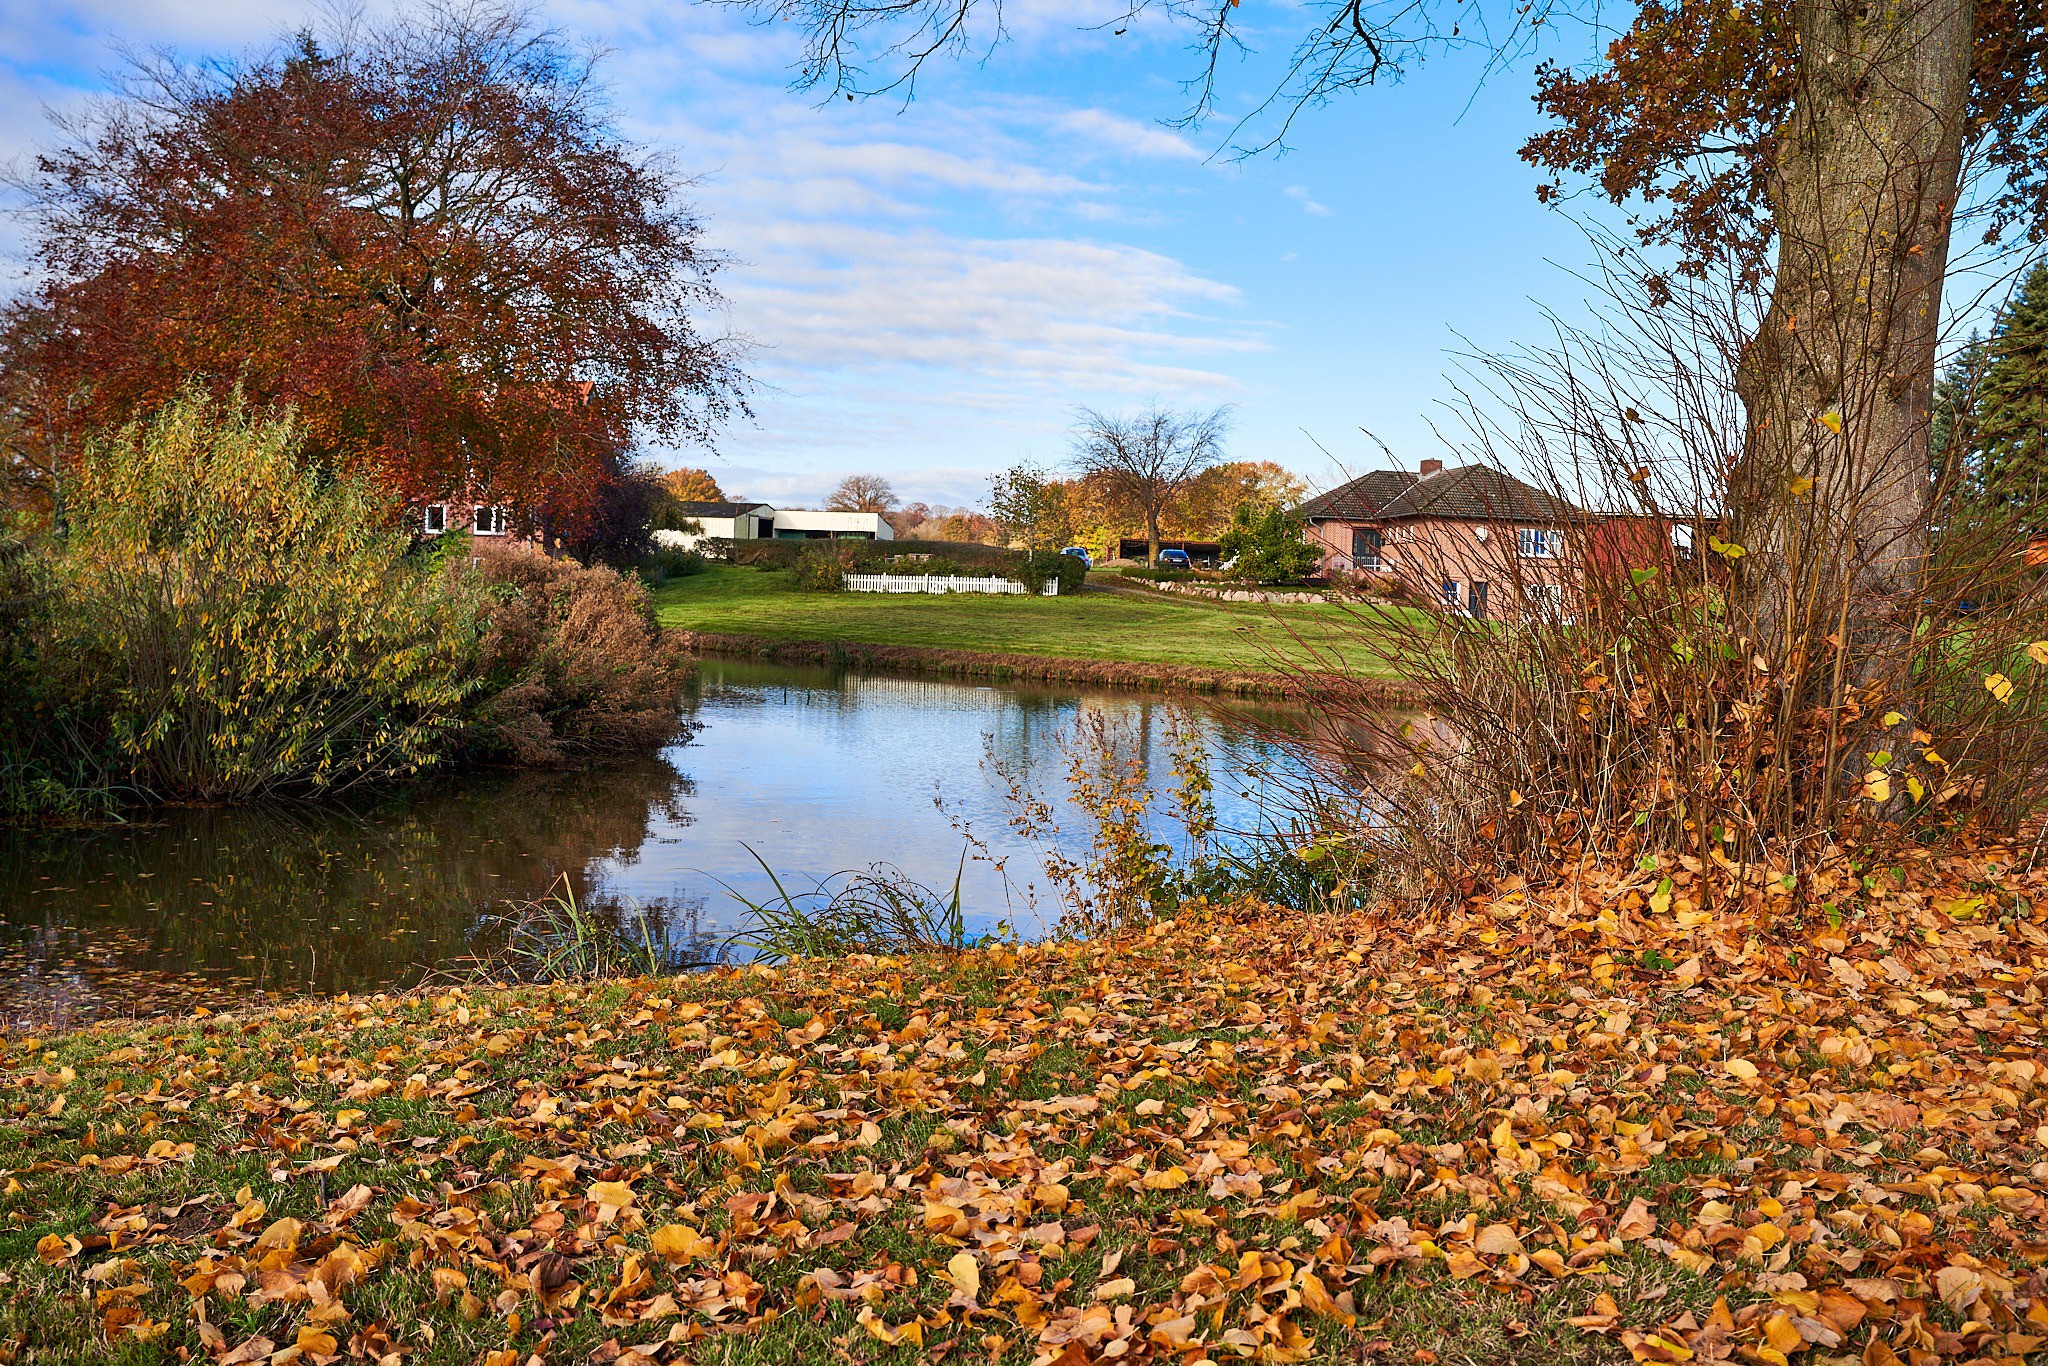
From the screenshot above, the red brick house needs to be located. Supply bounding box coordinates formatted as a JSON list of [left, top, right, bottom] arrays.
[[1298, 459, 1585, 618]]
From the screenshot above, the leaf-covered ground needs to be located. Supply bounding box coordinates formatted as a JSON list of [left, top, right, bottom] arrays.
[[5, 842, 2048, 1365]]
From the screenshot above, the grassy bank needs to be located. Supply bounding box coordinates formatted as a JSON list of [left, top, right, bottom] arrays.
[[667, 630, 1423, 700], [651, 565, 1413, 679], [6, 847, 2047, 1364]]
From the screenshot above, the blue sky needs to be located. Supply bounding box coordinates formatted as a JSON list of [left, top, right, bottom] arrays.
[[2, 1, 1619, 508]]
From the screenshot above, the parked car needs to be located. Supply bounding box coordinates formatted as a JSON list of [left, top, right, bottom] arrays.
[[1157, 548, 1193, 570], [1059, 545, 1092, 566]]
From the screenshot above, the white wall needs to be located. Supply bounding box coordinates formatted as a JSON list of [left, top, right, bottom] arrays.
[[770, 510, 895, 540]]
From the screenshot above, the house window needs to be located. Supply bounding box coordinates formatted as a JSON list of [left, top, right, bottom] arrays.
[[422, 504, 447, 535], [1351, 527, 1384, 570], [473, 506, 508, 536], [1527, 583, 1568, 620], [1518, 526, 1557, 558], [1469, 581, 1490, 620], [1441, 581, 1461, 609]]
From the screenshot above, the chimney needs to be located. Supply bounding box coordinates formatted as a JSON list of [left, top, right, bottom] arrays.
[[1419, 458, 1444, 476]]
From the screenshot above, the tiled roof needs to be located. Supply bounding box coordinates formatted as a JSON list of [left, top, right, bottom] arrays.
[[672, 500, 772, 518], [1302, 465, 1578, 523], [1298, 470, 1418, 520]]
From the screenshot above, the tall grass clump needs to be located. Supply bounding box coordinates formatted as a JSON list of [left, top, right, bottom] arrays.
[[721, 846, 976, 962], [40, 395, 482, 802], [1287, 244, 2048, 905], [469, 878, 709, 982]]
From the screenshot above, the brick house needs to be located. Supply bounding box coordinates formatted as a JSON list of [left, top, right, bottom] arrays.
[[1298, 459, 1585, 618]]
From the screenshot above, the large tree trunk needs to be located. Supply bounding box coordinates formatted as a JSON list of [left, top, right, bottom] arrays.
[[1733, 0, 1974, 812], [1146, 508, 1162, 567]]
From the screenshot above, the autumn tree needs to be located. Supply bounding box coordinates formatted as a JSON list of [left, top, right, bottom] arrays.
[[1071, 406, 1229, 566], [826, 473, 900, 513], [986, 463, 1073, 553], [1179, 460, 1308, 538], [663, 468, 728, 503], [2, 3, 745, 527]]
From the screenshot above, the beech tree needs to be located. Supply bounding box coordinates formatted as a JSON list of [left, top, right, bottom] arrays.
[[3, 3, 746, 524]]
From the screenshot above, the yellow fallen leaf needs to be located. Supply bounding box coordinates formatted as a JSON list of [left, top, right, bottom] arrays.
[[2030, 640, 2048, 666], [587, 1180, 636, 1210], [1815, 408, 1843, 434], [1986, 672, 2015, 704], [947, 1252, 980, 1302], [1094, 1276, 1136, 1300], [1724, 1058, 1759, 1082], [650, 1224, 714, 1261], [296, 1327, 339, 1356], [1861, 770, 1891, 803]]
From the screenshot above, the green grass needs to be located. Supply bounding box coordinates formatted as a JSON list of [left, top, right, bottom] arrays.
[[651, 566, 1414, 677]]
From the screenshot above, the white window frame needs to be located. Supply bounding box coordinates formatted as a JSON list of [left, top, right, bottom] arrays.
[[1517, 526, 1558, 558], [1441, 581, 1461, 608], [473, 505, 508, 536], [422, 503, 447, 535]]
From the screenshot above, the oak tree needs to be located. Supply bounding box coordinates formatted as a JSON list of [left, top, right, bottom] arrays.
[[826, 473, 901, 513]]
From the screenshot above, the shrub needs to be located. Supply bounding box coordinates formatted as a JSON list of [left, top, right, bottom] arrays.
[[1218, 502, 1321, 583], [460, 545, 690, 765], [43, 396, 483, 802], [733, 539, 804, 569], [639, 545, 706, 587], [1018, 550, 1086, 595], [792, 541, 860, 591], [0, 526, 125, 819]]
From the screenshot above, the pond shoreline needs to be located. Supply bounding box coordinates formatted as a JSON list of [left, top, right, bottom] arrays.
[[672, 629, 1423, 702]]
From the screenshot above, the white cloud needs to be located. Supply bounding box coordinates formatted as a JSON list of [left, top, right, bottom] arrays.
[[1284, 184, 1332, 216], [1052, 108, 1203, 161]]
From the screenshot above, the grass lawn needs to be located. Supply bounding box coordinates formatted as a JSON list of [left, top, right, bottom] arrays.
[[651, 566, 1413, 678], [6, 849, 2044, 1365]]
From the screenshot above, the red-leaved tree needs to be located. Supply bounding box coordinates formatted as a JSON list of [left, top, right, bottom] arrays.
[[3, 3, 746, 527]]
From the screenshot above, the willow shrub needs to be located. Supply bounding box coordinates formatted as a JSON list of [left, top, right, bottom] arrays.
[[48, 397, 484, 801]]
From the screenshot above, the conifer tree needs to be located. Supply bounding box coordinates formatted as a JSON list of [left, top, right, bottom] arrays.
[[1976, 263, 2048, 518]]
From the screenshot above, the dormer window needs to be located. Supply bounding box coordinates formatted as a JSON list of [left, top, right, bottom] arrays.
[[423, 503, 447, 535], [473, 506, 508, 536]]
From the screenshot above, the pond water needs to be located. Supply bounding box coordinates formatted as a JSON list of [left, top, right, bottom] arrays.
[[0, 661, 1312, 1024]]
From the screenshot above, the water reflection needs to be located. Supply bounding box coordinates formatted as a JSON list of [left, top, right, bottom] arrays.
[[0, 660, 1310, 1024]]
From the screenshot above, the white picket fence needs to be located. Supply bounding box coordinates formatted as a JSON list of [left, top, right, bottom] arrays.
[[845, 573, 1058, 596]]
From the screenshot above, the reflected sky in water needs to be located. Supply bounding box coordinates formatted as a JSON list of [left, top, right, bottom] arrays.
[[0, 660, 1308, 1022]]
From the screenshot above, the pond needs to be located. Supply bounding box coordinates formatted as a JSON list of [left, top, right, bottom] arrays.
[[0, 660, 1314, 1024]]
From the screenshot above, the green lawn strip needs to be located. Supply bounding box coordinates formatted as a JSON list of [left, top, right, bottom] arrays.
[[651, 566, 1414, 679]]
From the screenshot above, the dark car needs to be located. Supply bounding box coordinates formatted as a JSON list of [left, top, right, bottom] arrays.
[[1156, 548, 1193, 570]]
